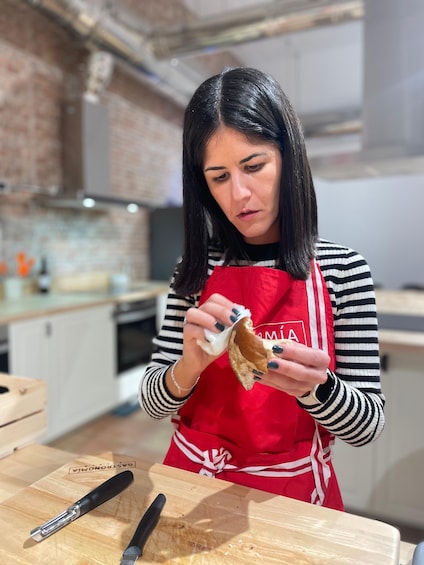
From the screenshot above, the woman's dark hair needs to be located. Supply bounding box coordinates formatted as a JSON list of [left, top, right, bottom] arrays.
[[173, 67, 318, 296]]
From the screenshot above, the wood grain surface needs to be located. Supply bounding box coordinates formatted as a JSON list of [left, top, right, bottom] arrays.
[[0, 374, 47, 459], [0, 444, 75, 504], [0, 452, 400, 564]]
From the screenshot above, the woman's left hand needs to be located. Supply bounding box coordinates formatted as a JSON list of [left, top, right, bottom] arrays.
[[257, 340, 330, 397]]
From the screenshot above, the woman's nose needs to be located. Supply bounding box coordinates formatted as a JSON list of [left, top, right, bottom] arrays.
[[230, 172, 250, 200]]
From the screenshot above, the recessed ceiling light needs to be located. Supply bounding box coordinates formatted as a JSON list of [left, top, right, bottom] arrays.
[[127, 203, 139, 213], [82, 197, 96, 208]]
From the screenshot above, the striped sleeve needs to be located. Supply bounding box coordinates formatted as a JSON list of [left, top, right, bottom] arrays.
[[298, 240, 385, 446], [139, 248, 225, 419], [139, 241, 385, 447], [139, 287, 198, 419]]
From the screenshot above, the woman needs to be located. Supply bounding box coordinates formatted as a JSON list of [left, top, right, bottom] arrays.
[[140, 67, 384, 511]]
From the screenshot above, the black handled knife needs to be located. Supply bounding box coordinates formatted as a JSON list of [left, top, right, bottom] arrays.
[[120, 493, 166, 565], [30, 469, 134, 542]]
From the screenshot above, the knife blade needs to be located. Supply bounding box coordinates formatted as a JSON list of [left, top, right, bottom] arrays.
[[120, 493, 166, 565], [30, 469, 134, 542]]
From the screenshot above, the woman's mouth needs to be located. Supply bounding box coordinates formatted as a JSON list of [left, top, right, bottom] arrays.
[[237, 209, 258, 221]]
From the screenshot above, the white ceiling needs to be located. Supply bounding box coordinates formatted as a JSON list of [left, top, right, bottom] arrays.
[[181, 0, 363, 117], [176, 1, 424, 181]]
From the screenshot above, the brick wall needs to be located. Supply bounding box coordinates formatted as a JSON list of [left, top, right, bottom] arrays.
[[0, 0, 238, 284]]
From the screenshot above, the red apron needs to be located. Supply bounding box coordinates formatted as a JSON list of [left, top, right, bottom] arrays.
[[163, 262, 344, 510]]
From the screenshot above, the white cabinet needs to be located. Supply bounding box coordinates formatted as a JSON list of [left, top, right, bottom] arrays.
[[10, 305, 117, 442], [373, 346, 424, 527], [9, 315, 54, 437], [333, 342, 424, 527], [332, 439, 376, 513]]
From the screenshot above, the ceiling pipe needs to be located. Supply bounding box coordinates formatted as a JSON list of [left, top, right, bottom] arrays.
[[25, 0, 363, 108], [302, 114, 362, 138], [150, 0, 364, 59], [24, 0, 206, 106], [22, 0, 424, 181]]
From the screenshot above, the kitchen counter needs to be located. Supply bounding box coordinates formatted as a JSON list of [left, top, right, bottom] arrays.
[[0, 445, 404, 564], [378, 328, 424, 349], [2, 286, 424, 348], [376, 289, 424, 349], [0, 281, 169, 325], [0, 444, 76, 504], [376, 289, 424, 316]]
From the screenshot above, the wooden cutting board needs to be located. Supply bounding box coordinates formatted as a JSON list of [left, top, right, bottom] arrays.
[[0, 452, 400, 564]]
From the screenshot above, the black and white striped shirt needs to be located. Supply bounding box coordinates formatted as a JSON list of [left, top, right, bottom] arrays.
[[140, 239, 385, 447]]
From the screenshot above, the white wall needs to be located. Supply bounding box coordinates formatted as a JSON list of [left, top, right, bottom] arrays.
[[315, 174, 424, 289]]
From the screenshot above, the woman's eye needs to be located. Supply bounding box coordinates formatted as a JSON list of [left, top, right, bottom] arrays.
[[246, 163, 264, 173], [213, 172, 229, 182], [208, 162, 264, 183]]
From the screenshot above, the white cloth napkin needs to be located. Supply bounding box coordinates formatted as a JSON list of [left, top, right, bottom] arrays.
[[196, 306, 251, 356]]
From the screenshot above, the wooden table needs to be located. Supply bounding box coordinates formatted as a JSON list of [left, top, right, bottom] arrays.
[[0, 447, 402, 564], [0, 444, 75, 504]]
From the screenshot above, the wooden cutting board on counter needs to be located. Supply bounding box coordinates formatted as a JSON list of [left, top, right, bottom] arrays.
[[0, 452, 399, 564]]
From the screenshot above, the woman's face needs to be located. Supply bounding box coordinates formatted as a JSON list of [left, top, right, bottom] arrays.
[[203, 126, 282, 245]]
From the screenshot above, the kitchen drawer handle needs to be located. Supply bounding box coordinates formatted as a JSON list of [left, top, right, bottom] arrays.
[[380, 353, 389, 372]]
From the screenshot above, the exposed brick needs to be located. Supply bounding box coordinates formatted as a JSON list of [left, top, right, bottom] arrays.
[[0, 0, 239, 282]]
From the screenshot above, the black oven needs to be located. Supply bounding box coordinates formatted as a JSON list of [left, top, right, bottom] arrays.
[[114, 298, 157, 375]]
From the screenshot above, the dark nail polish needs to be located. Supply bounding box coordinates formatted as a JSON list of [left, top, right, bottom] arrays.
[[252, 369, 263, 376], [232, 307, 240, 316], [267, 360, 279, 370], [215, 321, 225, 332], [230, 314, 237, 323], [253, 375, 262, 381], [272, 344, 284, 354]]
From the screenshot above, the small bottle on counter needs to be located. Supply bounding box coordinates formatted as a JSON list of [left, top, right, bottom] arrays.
[[37, 256, 51, 294]]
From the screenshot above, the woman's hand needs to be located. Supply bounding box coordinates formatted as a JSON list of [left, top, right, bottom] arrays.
[[169, 294, 239, 395], [256, 341, 330, 398], [182, 293, 238, 369]]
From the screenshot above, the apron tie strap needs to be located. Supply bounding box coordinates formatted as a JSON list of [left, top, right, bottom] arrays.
[[173, 428, 233, 477], [310, 424, 333, 505], [171, 426, 333, 486]]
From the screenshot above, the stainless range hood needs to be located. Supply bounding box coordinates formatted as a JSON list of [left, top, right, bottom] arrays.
[[62, 95, 156, 211], [36, 94, 157, 212]]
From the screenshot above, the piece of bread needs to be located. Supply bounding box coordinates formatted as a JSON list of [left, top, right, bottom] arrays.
[[228, 316, 280, 390]]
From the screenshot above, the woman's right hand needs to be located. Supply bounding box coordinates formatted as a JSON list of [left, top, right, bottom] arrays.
[[168, 293, 239, 395]]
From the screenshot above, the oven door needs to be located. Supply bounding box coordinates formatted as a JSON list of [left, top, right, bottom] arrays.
[[115, 298, 157, 375]]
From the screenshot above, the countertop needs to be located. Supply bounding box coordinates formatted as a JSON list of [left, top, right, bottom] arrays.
[[376, 289, 424, 349], [376, 289, 424, 316], [0, 281, 169, 325], [0, 446, 403, 565], [2, 286, 424, 350]]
